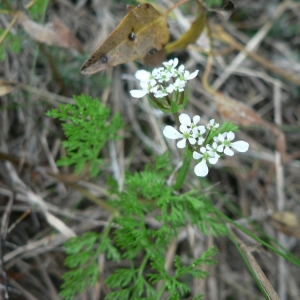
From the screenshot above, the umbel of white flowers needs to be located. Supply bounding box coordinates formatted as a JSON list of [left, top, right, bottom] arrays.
[[163, 114, 249, 177], [130, 58, 199, 99]]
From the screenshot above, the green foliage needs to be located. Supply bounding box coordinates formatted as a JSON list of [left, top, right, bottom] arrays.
[[61, 229, 120, 300], [60, 150, 224, 299], [0, 30, 21, 61], [29, 0, 49, 21], [148, 248, 218, 299], [205, 0, 223, 8], [47, 94, 124, 177], [60, 232, 100, 300]]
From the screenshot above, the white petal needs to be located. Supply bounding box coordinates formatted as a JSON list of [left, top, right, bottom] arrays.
[[212, 142, 218, 148], [179, 124, 190, 133], [188, 137, 196, 145], [150, 85, 159, 93], [193, 151, 202, 159], [208, 156, 219, 164], [231, 141, 249, 152], [191, 128, 199, 137], [154, 91, 167, 98], [183, 70, 189, 77], [187, 70, 199, 80], [178, 65, 185, 72], [207, 150, 215, 157], [217, 133, 224, 143], [152, 68, 159, 76], [135, 70, 150, 81], [213, 136, 219, 143], [224, 147, 234, 156], [177, 139, 186, 148], [192, 115, 200, 124], [227, 131, 235, 141], [149, 79, 157, 86], [179, 113, 191, 126], [197, 137, 204, 145], [163, 126, 182, 139], [173, 58, 179, 67], [152, 68, 162, 78], [194, 159, 209, 177], [217, 144, 224, 152], [200, 146, 206, 154], [197, 125, 206, 134], [166, 84, 175, 93], [130, 89, 148, 98], [163, 59, 173, 67], [140, 81, 148, 89]]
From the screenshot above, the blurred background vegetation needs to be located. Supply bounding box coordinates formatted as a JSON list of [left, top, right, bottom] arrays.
[[1, 0, 300, 299]]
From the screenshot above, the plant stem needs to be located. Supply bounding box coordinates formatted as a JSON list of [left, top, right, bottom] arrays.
[[138, 253, 150, 277], [164, 0, 190, 17], [173, 147, 192, 191]]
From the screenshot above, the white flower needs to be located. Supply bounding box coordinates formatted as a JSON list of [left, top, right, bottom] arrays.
[[162, 58, 179, 77], [172, 78, 186, 92], [166, 84, 175, 94], [178, 69, 199, 82], [163, 58, 179, 70], [194, 125, 206, 145], [154, 89, 168, 98], [163, 125, 197, 148], [176, 64, 185, 75], [193, 146, 219, 177], [135, 70, 154, 83], [130, 81, 158, 98], [179, 113, 201, 129], [157, 70, 172, 83], [130, 59, 199, 99], [216, 132, 249, 156], [206, 119, 219, 130], [206, 142, 220, 159]]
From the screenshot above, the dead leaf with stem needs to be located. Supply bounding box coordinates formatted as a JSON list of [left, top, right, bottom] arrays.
[[80, 4, 169, 75]]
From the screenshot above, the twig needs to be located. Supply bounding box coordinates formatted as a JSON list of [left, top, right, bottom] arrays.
[[164, 0, 190, 17], [231, 232, 281, 300], [0, 191, 14, 300], [273, 82, 287, 300]]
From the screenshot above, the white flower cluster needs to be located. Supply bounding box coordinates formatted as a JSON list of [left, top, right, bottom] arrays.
[[163, 114, 249, 177], [130, 58, 199, 99]]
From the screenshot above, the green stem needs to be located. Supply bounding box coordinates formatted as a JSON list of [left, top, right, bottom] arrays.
[[157, 283, 167, 299], [138, 253, 150, 277], [173, 147, 192, 191], [173, 112, 180, 127]]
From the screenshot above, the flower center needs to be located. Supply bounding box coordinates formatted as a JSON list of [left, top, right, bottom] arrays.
[[224, 140, 231, 147], [203, 152, 209, 160], [183, 132, 190, 139]]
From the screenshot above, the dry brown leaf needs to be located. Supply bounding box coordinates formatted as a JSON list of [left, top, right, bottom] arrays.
[[216, 97, 265, 127], [271, 211, 300, 238], [80, 4, 169, 75], [0, 81, 14, 97], [18, 13, 83, 53]]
